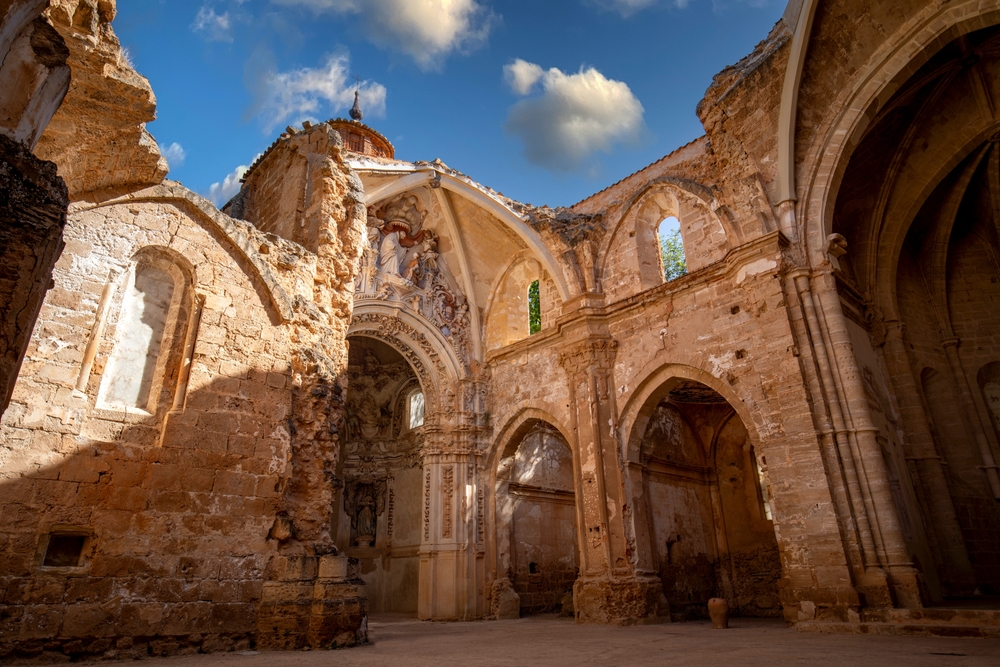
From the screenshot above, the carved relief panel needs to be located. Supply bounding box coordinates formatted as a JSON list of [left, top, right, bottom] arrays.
[[357, 193, 472, 372]]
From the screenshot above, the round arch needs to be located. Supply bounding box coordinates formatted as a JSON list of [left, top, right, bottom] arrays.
[[597, 179, 737, 294], [348, 304, 463, 418], [483, 406, 580, 612], [618, 362, 763, 464]]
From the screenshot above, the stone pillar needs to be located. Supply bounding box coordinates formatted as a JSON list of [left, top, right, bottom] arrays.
[[941, 337, 1000, 499], [813, 270, 923, 608], [256, 555, 367, 650], [881, 323, 976, 594], [0, 133, 67, 418], [559, 337, 660, 625], [418, 453, 480, 620]]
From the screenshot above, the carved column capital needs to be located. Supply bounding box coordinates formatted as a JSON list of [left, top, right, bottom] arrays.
[[559, 337, 618, 375]]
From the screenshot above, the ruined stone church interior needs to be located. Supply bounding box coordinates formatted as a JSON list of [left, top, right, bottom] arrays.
[[1, 0, 1000, 662]]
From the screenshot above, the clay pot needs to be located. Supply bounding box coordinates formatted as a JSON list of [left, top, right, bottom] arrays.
[[708, 598, 729, 629]]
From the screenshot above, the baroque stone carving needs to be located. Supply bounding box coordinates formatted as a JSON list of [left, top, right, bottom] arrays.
[[351, 311, 444, 413], [357, 194, 471, 372], [424, 468, 431, 540], [442, 465, 454, 539], [343, 476, 387, 548]]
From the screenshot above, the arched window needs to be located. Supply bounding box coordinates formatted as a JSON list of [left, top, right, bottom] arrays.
[[751, 447, 773, 521], [528, 279, 541, 335], [408, 388, 425, 429], [98, 250, 192, 414], [656, 216, 687, 281]]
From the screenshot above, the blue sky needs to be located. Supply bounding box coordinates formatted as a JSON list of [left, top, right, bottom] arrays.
[[116, 0, 785, 208]]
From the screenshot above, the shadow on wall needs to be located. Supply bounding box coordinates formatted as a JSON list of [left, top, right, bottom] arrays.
[[0, 370, 300, 662]]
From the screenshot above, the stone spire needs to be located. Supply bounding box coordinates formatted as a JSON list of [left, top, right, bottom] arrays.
[[349, 90, 363, 121]]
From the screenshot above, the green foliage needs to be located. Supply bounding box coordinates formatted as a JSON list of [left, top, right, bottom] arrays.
[[528, 280, 541, 334], [659, 227, 688, 281]]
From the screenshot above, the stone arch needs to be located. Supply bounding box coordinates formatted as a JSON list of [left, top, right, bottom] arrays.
[[483, 254, 559, 351], [618, 364, 784, 618], [485, 407, 579, 616], [796, 0, 1000, 265], [619, 363, 762, 465], [348, 306, 459, 419], [360, 167, 572, 301], [95, 245, 195, 419]]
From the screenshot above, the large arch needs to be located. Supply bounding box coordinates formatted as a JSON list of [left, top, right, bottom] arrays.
[[618, 366, 784, 619], [618, 363, 764, 465], [795, 0, 1000, 261], [349, 302, 465, 418], [484, 407, 579, 616]]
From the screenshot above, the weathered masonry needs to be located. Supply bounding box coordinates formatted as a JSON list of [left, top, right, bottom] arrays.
[[2, 0, 1000, 661]]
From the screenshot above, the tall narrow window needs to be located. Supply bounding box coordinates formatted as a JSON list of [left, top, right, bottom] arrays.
[[657, 216, 687, 281], [408, 389, 425, 429], [528, 279, 541, 335], [102, 264, 176, 410], [752, 448, 773, 521]]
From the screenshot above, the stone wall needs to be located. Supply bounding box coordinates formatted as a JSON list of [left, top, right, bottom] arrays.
[[0, 119, 369, 660], [0, 189, 297, 661]]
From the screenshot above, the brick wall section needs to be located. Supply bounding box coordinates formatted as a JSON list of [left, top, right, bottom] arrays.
[[0, 193, 300, 661]]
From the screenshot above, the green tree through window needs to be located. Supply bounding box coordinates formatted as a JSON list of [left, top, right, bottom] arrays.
[[528, 279, 541, 334], [658, 217, 687, 281]]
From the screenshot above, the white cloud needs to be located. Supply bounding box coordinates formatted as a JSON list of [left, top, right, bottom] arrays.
[[208, 163, 250, 207], [595, 0, 660, 16], [504, 61, 645, 173], [503, 59, 544, 96], [162, 142, 186, 169], [192, 5, 232, 42], [271, 0, 496, 70], [249, 53, 386, 132]]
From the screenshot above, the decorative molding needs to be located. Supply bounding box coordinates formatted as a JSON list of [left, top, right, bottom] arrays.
[[442, 465, 454, 539], [423, 468, 431, 541]]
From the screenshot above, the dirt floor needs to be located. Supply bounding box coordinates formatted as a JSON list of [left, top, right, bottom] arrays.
[[93, 614, 1000, 667]]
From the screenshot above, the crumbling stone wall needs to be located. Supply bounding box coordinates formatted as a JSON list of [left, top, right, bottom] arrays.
[[0, 0, 71, 418], [35, 0, 167, 199], [0, 134, 67, 418], [0, 188, 298, 661], [0, 123, 368, 659]]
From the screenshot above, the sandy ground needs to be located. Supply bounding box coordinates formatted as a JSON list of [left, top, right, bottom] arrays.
[[95, 614, 1000, 667]]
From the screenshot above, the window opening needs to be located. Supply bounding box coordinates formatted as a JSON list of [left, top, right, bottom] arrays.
[[102, 264, 175, 409], [657, 216, 687, 281], [43, 534, 86, 567], [408, 389, 425, 429], [752, 449, 773, 521], [528, 279, 541, 334]]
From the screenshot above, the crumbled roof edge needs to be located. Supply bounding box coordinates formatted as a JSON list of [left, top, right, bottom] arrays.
[[240, 118, 394, 184], [568, 134, 709, 212]]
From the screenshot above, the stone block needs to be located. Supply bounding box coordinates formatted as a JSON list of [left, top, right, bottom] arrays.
[[159, 602, 211, 636], [60, 601, 119, 638], [116, 603, 164, 636], [318, 555, 348, 580]]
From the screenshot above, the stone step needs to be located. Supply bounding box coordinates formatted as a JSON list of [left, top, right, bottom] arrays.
[[864, 608, 1000, 627], [796, 621, 1000, 638]]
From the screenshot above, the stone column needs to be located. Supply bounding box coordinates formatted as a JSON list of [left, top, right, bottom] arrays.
[[813, 270, 923, 608], [881, 323, 976, 594], [560, 337, 660, 625], [941, 337, 1000, 499], [418, 451, 480, 620]]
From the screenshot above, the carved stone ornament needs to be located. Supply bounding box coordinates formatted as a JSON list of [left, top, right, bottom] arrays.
[[357, 194, 472, 372], [343, 476, 388, 547]]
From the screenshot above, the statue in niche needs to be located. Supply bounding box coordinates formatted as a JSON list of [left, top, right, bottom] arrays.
[[343, 478, 387, 548], [356, 193, 473, 372]]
